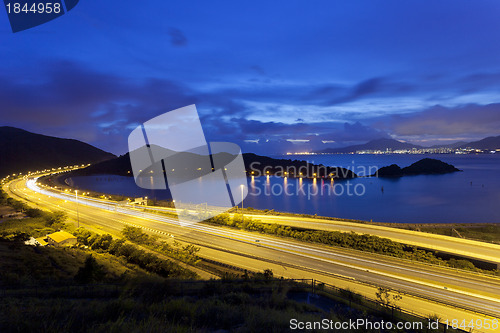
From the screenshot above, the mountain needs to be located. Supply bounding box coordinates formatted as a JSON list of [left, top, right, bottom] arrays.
[[316, 138, 422, 154], [0, 126, 115, 177], [376, 158, 461, 177], [458, 135, 500, 150], [69, 151, 357, 179]]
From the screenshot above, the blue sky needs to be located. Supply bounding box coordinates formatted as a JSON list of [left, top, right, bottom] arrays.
[[1, 0, 500, 154]]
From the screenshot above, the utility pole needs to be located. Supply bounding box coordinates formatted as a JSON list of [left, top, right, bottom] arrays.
[[75, 190, 79, 228], [240, 184, 244, 212]]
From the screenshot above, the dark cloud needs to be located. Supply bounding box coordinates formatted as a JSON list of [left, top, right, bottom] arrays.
[[0, 61, 198, 153], [374, 103, 500, 138], [326, 78, 384, 104], [210, 117, 390, 152], [0, 59, 397, 154], [215, 77, 417, 108], [167, 27, 188, 47], [250, 65, 266, 76], [2, 58, 499, 155], [342, 121, 390, 141]]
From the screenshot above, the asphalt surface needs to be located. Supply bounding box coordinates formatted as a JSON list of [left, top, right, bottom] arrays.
[[5, 176, 500, 321]]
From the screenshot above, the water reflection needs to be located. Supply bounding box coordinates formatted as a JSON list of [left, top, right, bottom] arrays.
[[68, 153, 500, 224]]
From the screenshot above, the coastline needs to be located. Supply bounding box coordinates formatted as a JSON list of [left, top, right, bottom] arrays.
[[38, 172, 500, 245]]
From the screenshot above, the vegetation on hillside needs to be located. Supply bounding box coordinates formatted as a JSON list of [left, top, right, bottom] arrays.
[[122, 226, 200, 265], [206, 213, 499, 275], [74, 228, 197, 279], [0, 126, 115, 177]]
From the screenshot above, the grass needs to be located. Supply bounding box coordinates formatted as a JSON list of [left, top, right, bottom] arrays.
[[0, 186, 466, 332], [0, 238, 153, 287], [0, 216, 55, 238], [417, 224, 500, 244]]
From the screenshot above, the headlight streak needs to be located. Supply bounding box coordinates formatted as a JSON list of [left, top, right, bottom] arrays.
[[24, 178, 500, 315]]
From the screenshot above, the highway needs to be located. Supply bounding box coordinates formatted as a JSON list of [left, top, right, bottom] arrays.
[[115, 202, 500, 268], [93, 194, 500, 267], [249, 214, 500, 267], [5, 175, 500, 330]]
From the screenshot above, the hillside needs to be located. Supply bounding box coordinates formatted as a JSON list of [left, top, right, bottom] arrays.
[[69, 151, 358, 179], [316, 138, 421, 154], [0, 127, 115, 177], [458, 135, 500, 150]]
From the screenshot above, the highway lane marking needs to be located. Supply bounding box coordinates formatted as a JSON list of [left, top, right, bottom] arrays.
[[23, 178, 500, 297], [37, 179, 500, 288], [20, 178, 500, 292], [7, 180, 500, 289], [19, 178, 500, 315]]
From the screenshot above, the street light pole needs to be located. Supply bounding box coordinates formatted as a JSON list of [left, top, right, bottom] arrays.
[[75, 190, 79, 228], [240, 184, 244, 212]]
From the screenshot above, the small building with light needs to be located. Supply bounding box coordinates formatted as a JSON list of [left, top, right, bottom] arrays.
[[46, 231, 77, 247]]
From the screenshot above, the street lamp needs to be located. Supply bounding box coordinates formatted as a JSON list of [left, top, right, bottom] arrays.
[[75, 190, 80, 228], [240, 184, 244, 212]]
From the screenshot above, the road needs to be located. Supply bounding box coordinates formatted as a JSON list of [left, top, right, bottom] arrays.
[[119, 202, 500, 268], [97, 194, 500, 268], [5, 175, 500, 330], [250, 214, 500, 267]]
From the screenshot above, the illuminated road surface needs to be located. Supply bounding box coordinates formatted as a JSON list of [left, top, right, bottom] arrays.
[[5, 176, 500, 327]]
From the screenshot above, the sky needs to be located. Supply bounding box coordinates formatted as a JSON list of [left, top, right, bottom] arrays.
[[1, 0, 500, 155]]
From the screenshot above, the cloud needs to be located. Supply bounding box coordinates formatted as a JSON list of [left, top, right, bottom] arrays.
[[374, 103, 500, 139], [250, 65, 266, 76], [0, 58, 394, 154], [2, 59, 498, 155], [0, 61, 199, 153], [167, 27, 188, 47], [208, 117, 389, 152]]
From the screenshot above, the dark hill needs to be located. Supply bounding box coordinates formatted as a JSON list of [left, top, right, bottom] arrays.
[[316, 138, 421, 154], [375, 158, 461, 177], [458, 135, 500, 150], [70, 151, 357, 179], [0, 126, 115, 177], [243, 153, 357, 178]]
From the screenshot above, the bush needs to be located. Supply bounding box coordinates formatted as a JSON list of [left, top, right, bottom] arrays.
[[44, 211, 67, 229], [75, 255, 105, 283], [25, 208, 45, 218], [74, 228, 197, 279], [122, 226, 156, 245]]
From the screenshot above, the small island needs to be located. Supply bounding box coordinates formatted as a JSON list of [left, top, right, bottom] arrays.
[[374, 158, 461, 177]]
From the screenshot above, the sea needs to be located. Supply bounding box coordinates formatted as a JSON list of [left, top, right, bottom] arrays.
[[67, 154, 500, 224]]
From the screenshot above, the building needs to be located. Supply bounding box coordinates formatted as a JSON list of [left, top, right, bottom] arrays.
[[46, 231, 77, 247], [131, 197, 148, 205], [35, 237, 48, 246]]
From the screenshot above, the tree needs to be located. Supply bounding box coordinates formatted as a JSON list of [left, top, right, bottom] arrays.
[[263, 269, 274, 279], [375, 287, 391, 307], [44, 211, 67, 228], [375, 287, 403, 319], [74, 255, 105, 283], [122, 226, 156, 245], [90, 234, 113, 251], [25, 208, 44, 218]]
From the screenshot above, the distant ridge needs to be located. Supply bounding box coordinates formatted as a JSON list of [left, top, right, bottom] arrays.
[[0, 126, 115, 177], [458, 135, 500, 150], [69, 151, 357, 179], [316, 138, 422, 154], [315, 134, 500, 154]]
